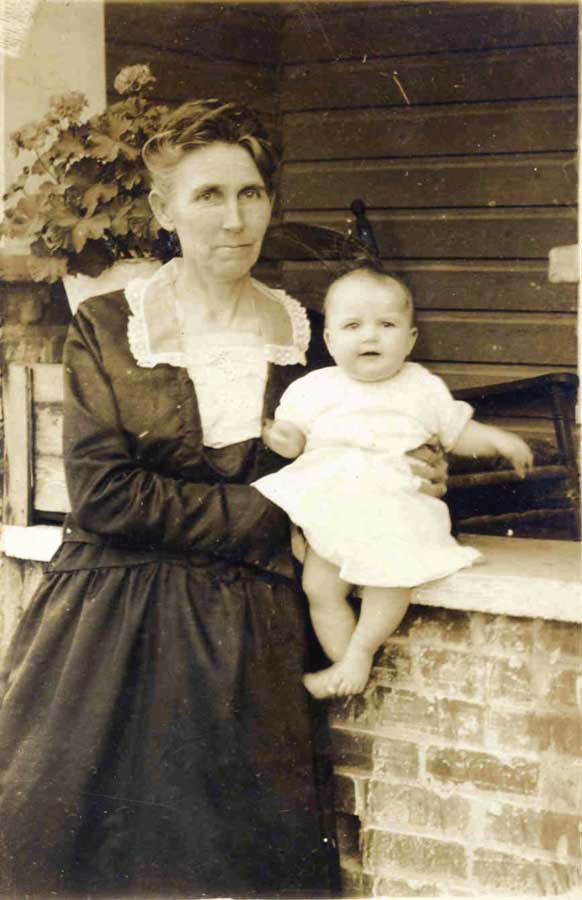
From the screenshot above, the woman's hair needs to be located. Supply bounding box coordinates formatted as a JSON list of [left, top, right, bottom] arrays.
[[142, 99, 281, 198]]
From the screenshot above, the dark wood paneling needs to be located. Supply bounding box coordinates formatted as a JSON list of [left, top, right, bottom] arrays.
[[281, 261, 578, 314], [284, 100, 578, 161], [280, 154, 577, 210], [413, 312, 577, 366], [282, 44, 577, 111], [107, 45, 278, 112], [429, 362, 578, 393], [106, 2, 282, 66], [283, 209, 577, 260], [282, 2, 578, 63]]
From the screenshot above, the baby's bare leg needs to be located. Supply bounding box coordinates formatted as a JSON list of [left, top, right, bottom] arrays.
[[302, 546, 355, 663], [304, 587, 410, 699]]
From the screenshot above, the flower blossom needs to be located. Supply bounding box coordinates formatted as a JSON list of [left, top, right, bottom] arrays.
[[114, 64, 155, 96], [9, 121, 45, 154], [48, 91, 88, 123]]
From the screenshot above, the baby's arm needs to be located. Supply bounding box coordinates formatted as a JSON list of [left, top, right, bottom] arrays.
[[262, 418, 306, 459], [452, 420, 534, 478]]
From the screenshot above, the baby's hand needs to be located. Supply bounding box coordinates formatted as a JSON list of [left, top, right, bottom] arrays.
[[494, 431, 534, 478], [262, 419, 306, 459]]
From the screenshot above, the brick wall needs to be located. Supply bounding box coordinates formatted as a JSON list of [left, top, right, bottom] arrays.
[[330, 606, 582, 896]]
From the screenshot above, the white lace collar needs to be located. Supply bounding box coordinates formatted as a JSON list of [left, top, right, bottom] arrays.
[[125, 258, 310, 369]]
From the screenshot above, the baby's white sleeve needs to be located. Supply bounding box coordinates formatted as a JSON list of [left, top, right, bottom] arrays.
[[273, 375, 318, 434], [425, 371, 474, 451]]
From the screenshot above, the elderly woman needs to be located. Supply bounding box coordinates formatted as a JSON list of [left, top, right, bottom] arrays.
[[0, 100, 444, 898]]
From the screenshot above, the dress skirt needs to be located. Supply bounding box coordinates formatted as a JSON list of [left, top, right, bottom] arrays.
[[254, 447, 481, 587], [0, 544, 333, 898]]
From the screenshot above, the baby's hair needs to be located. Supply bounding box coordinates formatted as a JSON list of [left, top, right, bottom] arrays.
[[143, 99, 281, 199], [323, 259, 415, 322]]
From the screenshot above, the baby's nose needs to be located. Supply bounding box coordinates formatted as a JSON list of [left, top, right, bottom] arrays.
[[361, 326, 379, 340]]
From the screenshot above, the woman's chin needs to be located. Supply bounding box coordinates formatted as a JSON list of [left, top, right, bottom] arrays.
[[211, 253, 260, 281]]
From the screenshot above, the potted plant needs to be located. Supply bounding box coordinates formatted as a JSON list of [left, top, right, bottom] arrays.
[[1, 64, 171, 311]]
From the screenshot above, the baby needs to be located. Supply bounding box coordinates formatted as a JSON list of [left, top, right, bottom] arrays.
[[253, 265, 533, 699]]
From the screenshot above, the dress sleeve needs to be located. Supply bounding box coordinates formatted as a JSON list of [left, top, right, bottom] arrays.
[[422, 369, 474, 451], [62, 312, 289, 563], [273, 373, 319, 434]]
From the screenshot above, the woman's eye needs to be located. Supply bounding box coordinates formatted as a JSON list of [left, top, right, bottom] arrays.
[[343, 322, 359, 330], [241, 186, 263, 200], [197, 189, 219, 202]]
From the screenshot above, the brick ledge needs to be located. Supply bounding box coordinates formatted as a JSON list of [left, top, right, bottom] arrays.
[[413, 533, 581, 623], [1, 526, 580, 623]]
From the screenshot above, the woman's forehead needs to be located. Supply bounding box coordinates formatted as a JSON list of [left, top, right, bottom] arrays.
[[173, 141, 264, 188]]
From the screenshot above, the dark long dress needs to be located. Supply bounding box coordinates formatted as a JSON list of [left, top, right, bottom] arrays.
[[0, 290, 336, 898]]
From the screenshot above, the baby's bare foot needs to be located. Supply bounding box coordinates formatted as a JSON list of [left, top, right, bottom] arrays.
[[303, 647, 374, 699], [303, 665, 343, 699]]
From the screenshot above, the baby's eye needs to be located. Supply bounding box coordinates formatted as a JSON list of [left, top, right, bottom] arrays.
[[380, 321, 396, 328]]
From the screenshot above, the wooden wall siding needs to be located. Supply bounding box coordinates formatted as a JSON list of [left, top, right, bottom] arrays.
[[281, 155, 577, 211], [283, 208, 577, 260], [281, 261, 578, 314], [281, 2, 578, 62], [278, 1, 578, 432], [281, 45, 577, 111], [283, 101, 578, 160], [105, 2, 281, 115]]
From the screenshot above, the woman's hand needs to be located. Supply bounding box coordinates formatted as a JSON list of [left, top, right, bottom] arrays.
[[407, 439, 449, 498], [262, 419, 306, 459]]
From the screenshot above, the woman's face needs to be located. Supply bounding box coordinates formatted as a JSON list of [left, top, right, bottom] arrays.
[[150, 141, 273, 281]]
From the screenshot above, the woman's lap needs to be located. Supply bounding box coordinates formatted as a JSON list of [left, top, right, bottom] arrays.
[[0, 558, 331, 897]]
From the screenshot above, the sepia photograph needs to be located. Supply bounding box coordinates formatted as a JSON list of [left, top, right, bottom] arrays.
[[0, 0, 580, 897]]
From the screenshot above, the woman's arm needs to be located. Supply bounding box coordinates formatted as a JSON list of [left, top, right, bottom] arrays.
[[63, 312, 288, 563], [451, 420, 534, 477]]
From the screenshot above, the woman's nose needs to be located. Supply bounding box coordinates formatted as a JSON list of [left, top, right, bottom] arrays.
[[222, 199, 244, 231]]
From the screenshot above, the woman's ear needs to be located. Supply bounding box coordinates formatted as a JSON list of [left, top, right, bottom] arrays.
[[149, 190, 174, 232]]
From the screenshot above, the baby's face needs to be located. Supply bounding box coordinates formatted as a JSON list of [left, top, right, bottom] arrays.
[[324, 274, 418, 382]]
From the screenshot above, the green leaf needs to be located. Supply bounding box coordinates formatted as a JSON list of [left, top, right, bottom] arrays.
[[48, 131, 87, 169], [2, 193, 49, 238], [81, 183, 118, 217], [108, 198, 133, 236], [115, 159, 145, 190], [71, 211, 111, 253], [88, 114, 139, 162]]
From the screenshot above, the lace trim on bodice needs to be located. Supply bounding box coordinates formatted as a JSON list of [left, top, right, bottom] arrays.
[[125, 259, 310, 369]]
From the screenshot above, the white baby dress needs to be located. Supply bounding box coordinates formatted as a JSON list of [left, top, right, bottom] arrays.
[[253, 362, 482, 587]]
